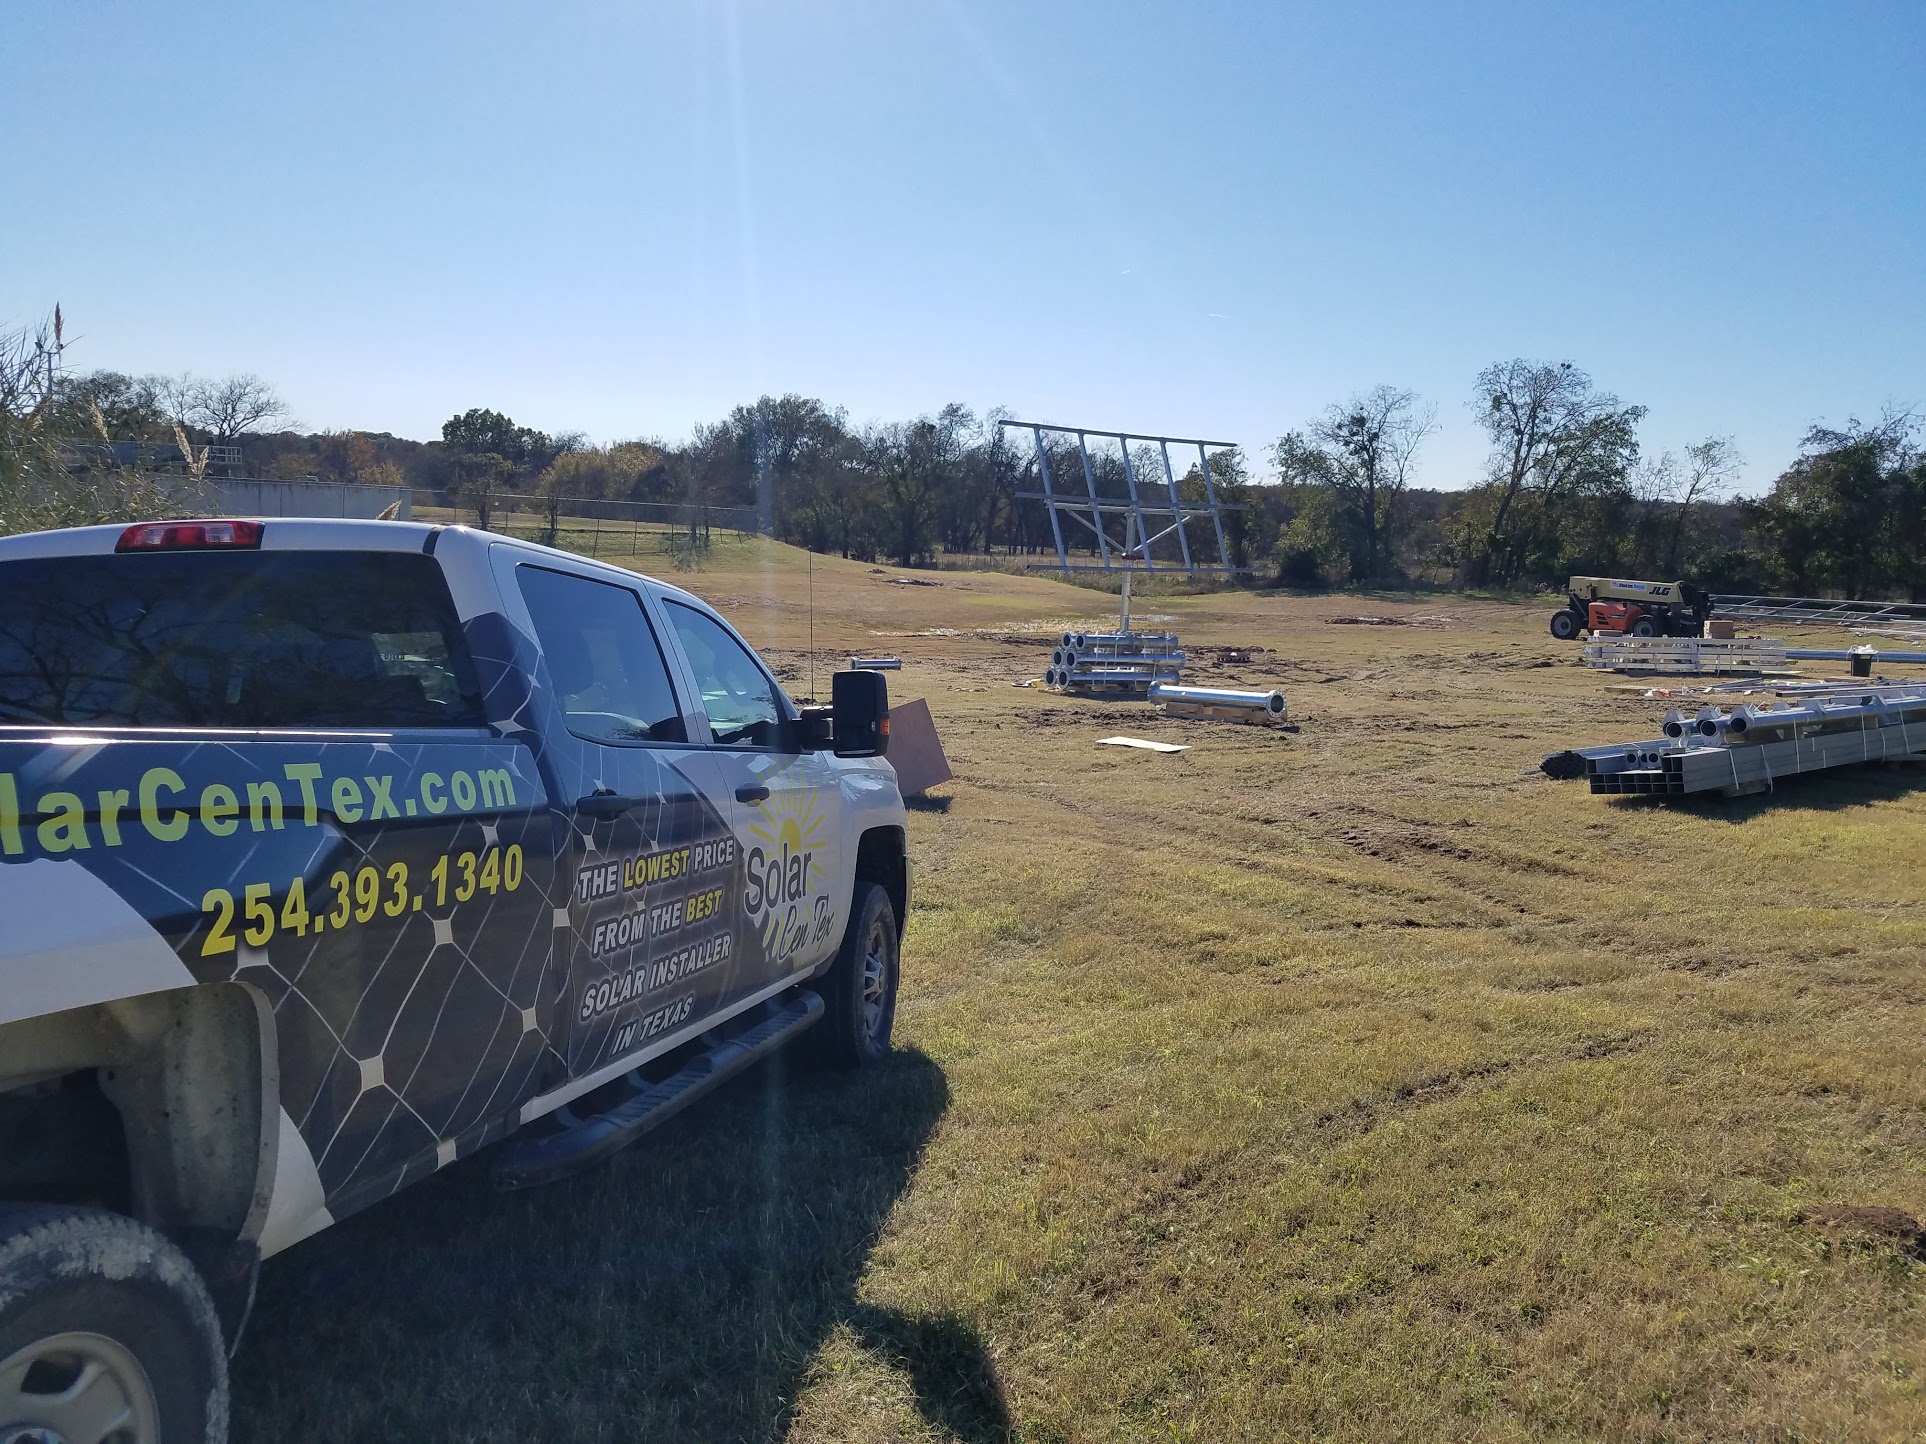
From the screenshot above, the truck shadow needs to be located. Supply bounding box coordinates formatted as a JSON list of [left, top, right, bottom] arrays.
[[231, 1047, 1005, 1443]]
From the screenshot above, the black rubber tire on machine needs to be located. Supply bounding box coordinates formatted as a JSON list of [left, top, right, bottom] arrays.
[[813, 881, 900, 1069], [1630, 616, 1659, 638], [1548, 608, 1582, 641], [0, 1204, 229, 1443]]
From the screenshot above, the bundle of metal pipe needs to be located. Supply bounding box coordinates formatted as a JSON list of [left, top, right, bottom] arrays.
[[1060, 630, 1179, 651], [1546, 686, 1926, 796], [1045, 628, 1185, 696], [848, 656, 902, 671]]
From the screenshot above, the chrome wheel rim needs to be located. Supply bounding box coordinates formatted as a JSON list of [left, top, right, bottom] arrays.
[[860, 918, 891, 1041], [0, 1331, 159, 1444]]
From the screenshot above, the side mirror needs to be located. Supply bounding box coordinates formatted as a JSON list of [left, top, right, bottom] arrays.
[[795, 705, 834, 750], [832, 669, 889, 756]]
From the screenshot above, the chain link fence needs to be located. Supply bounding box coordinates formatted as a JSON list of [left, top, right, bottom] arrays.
[[411, 492, 763, 564]]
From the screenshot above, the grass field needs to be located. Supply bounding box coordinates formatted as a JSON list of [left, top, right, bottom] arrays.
[[232, 536, 1926, 1442]]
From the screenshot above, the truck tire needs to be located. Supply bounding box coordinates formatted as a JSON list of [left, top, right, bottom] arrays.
[[0, 1205, 227, 1444], [813, 882, 900, 1069], [1548, 608, 1582, 641], [1630, 616, 1659, 638]]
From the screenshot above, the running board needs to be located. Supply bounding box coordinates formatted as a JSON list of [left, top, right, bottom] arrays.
[[491, 988, 825, 1190]]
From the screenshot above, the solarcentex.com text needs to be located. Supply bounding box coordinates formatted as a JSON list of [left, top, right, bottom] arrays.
[[0, 763, 518, 856]]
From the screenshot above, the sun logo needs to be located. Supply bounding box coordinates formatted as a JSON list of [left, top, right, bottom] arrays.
[[744, 778, 830, 954]]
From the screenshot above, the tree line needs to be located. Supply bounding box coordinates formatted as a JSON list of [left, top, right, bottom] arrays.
[[3, 308, 1920, 599]]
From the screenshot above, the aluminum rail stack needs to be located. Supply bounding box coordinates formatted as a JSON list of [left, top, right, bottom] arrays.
[[1045, 629, 1185, 696], [1583, 636, 1926, 675], [1582, 637, 1791, 674], [1543, 687, 1926, 797], [1711, 594, 1926, 628]]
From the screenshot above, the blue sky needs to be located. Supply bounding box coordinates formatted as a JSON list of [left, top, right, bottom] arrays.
[[3, 0, 1921, 492]]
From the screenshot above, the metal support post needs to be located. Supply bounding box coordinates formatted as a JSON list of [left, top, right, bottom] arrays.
[[1159, 440, 1195, 571], [1196, 442, 1231, 571], [1032, 425, 1068, 569], [1118, 441, 1152, 572], [1076, 432, 1111, 569]]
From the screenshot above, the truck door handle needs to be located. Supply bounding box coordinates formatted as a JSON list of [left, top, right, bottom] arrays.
[[575, 791, 640, 819], [734, 784, 770, 804]]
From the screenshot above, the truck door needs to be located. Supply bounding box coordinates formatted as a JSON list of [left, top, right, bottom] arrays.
[[509, 563, 746, 1080], [657, 598, 848, 998], [0, 544, 558, 1215]]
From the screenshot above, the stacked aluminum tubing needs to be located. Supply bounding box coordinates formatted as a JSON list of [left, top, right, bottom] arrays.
[[1149, 681, 1286, 721], [1567, 686, 1926, 796], [1045, 629, 1185, 695], [848, 657, 902, 670], [1712, 594, 1926, 629], [1583, 636, 1926, 672], [1583, 636, 1791, 674]]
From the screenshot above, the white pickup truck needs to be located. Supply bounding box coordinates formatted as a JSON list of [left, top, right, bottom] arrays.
[[0, 518, 909, 1441]]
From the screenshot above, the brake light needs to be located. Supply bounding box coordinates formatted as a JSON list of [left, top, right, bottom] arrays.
[[116, 519, 264, 552]]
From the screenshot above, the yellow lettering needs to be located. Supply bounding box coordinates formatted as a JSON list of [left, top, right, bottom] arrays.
[[246, 781, 284, 832], [0, 773, 20, 856], [284, 763, 323, 824], [201, 783, 239, 838], [97, 789, 129, 847], [139, 768, 189, 842], [331, 776, 364, 824], [420, 772, 447, 814], [36, 792, 90, 853]]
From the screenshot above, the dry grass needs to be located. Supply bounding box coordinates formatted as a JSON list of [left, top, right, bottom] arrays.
[[232, 537, 1926, 1442]]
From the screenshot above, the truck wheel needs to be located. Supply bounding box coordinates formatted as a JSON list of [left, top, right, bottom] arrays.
[[0, 1205, 227, 1444], [813, 882, 900, 1069], [1548, 608, 1581, 641], [1630, 616, 1659, 638]]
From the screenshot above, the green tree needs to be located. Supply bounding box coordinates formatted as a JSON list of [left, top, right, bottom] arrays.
[[1747, 412, 1919, 597], [441, 408, 548, 467], [1471, 360, 1646, 587], [1275, 387, 1434, 583], [452, 452, 512, 531]]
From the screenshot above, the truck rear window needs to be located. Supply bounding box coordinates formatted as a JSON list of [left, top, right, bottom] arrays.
[[0, 550, 486, 729]]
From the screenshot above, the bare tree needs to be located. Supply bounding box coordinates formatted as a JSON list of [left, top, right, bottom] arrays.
[[0, 315, 59, 524], [184, 373, 289, 447], [1668, 437, 1740, 574], [1, 310, 172, 536]]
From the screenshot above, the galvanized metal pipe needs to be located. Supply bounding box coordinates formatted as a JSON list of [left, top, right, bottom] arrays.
[[1150, 682, 1286, 716], [1784, 647, 1926, 664]]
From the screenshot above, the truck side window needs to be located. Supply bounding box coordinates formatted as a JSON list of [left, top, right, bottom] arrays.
[[516, 566, 685, 744], [0, 551, 484, 728], [663, 601, 784, 749]]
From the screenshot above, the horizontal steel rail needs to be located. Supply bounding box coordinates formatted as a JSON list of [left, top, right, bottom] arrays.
[[1585, 636, 1926, 672], [1712, 594, 1926, 626], [999, 421, 1239, 449]]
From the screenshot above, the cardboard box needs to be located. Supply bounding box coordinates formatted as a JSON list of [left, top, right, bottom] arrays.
[[886, 697, 952, 796]]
